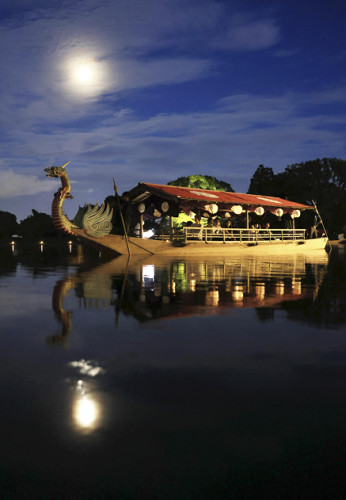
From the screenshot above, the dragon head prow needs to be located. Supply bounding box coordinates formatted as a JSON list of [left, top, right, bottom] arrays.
[[44, 161, 70, 177]]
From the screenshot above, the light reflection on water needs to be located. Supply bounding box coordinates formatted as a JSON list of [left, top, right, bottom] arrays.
[[1, 244, 346, 498], [73, 380, 102, 431], [69, 360, 105, 433]]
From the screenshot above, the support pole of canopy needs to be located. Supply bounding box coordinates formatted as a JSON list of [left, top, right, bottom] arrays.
[[169, 216, 173, 241], [140, 214, 143, 239], [113, 178, 131, 256], [246, 210, 249, 229]]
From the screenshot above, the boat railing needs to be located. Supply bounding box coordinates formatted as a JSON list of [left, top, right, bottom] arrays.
[[181, 227, 307, 243]]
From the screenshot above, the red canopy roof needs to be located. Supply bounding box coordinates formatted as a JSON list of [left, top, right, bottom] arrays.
[[140, 183, 313, 210]]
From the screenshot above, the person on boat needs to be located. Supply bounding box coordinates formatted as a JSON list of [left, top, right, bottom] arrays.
[[224, 219, 234, 240], [190, 217, 202, 239], [206, 218, 213, 227], [263, 222, 271, 240], [193, 216, 202, 227], [214, 219, 222, 234], [214, 219, 221, 230], [205, 218, 214, 239], [213, 219, 223, 239], [249, 224, 257, 241]]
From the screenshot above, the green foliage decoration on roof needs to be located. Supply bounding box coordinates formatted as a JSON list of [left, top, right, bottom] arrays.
[[168, 174, 234, 192]]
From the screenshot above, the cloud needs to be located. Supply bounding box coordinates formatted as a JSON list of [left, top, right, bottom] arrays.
[[1, 83, 345, 220], [0, 1, 280, 103], [302, 87, 346, 105], [4, 86, 346, 174], [17, 87, 343, 194], [211, 14, 280, 51], [274, 49, 300, 58], [116, 57, 212, 91], [0, 169, 53, 198]]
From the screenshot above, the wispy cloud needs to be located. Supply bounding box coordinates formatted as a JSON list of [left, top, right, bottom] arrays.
[[7, 86, 344, 204], [211, 15, 280, 51], [0, 0, 280, 104], [0, 169, 53, 198]]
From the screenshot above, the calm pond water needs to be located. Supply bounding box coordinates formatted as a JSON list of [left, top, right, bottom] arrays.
[[1, 242, 346, 499]]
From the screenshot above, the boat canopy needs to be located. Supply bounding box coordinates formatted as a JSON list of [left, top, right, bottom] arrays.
[[126, 182, 314, 218]]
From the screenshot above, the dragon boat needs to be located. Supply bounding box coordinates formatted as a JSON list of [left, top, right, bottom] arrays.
[[44, 162, 329, 256]]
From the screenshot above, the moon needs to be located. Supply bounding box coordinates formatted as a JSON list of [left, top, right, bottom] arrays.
[[73, 62, 96, 85], [61, 54, 111, 98]]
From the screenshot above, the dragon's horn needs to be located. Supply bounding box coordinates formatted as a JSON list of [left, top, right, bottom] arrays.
[[60, 161, 70, 169]]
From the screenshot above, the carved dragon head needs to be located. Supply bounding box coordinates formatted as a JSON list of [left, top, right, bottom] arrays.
[[44, 161, 70, 177]]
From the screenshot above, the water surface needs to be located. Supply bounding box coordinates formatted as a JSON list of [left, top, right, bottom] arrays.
[[1, 243, 346, 499]]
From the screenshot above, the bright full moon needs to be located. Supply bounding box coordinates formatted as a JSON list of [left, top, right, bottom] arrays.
[[74, 62, 96, 85], [62, 54, 111, 98]]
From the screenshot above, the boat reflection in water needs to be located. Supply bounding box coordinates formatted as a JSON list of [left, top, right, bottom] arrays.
[[49, 252, 330, 345], [4, 245, 346, 499]]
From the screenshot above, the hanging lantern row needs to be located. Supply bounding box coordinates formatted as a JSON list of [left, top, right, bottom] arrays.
[[138, 201, 171, 215], [137, 199, 302, 220]]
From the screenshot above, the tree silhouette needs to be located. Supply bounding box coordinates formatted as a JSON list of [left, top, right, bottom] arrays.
[[19, 210, 57, 239], [0, 210, 19, 238], [248, 165, 276, 195], [247, 158, 346, 236]]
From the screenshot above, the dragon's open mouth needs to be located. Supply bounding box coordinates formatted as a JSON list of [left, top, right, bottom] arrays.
[[44, 168, 57, 177]]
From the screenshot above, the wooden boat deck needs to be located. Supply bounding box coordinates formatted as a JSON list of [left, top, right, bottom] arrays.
[[72, 228, 329, 256]]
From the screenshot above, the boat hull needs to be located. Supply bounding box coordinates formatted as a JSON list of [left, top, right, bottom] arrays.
[[72, 229, 329, 256]]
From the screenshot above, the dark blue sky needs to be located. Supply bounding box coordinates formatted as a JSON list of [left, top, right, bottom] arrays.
[[1, 0, 345, 220]]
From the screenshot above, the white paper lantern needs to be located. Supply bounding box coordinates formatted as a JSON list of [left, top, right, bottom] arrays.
[[290, 209, 301, 218], [255, 206, 264, 216], [231, 205, 243, 215], [205, 203, 218, 214], [274, 208, 284, 217]]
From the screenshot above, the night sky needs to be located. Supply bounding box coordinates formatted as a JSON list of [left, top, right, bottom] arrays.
[[1, 0, 346, 221]]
